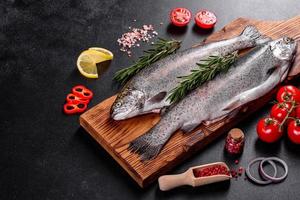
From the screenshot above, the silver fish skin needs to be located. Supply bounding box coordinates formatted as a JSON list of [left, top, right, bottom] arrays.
[[111, 26, 268, 120], [129, 37, 297, 160]]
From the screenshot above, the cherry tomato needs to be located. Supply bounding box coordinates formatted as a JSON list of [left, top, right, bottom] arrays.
[[295, 107, 300, 118], [295, 105, 300, 119], [270, 102, 294, 122], [256, 118, 283, 143], [194, 10, 217, 29], [288, 119, 300, 144], [170, 8, 192, 27], [276, 85, 300, 103]]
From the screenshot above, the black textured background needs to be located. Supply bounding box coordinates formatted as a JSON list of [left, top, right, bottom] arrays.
[[1, 0, 300, 200]]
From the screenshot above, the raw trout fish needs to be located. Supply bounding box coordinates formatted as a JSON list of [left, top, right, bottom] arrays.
[[130, 37, 297, 160], [111, 26, 267, 120]]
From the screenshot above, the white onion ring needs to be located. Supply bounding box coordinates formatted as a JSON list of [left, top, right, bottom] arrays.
[[246, 157, 277, 185], [259, 157, 288, 183]]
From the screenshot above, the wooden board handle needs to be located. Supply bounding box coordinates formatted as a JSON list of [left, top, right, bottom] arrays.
[[158, 172, 191, 191]]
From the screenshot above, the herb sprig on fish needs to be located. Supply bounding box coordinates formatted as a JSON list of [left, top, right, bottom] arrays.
[[168, 52, 238, 103], [114, 38, 181, 85]]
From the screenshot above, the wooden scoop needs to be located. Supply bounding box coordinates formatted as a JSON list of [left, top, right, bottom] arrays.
[[158, 162, 232, 191]]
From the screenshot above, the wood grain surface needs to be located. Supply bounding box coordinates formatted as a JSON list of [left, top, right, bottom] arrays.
[[80, 16, 300, 188]]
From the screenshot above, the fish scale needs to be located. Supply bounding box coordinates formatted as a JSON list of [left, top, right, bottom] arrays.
[[129, 37, 297, 160]]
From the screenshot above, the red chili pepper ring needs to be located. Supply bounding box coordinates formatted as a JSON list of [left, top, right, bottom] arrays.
[[72, 85, 93, 100], [63, 102, 87, 115], [66, 93, 90, 104], [63, 85, 93, 115]]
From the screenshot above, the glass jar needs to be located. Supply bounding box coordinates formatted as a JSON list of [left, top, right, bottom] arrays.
[[225, 128, 245, 154]]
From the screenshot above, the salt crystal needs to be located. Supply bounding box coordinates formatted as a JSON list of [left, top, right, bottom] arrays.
[[117, 24, 158, 56]]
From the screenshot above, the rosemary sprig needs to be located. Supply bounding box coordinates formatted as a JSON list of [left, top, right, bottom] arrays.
[[167, 52, 238, 103], [114, 38, 181, 85]]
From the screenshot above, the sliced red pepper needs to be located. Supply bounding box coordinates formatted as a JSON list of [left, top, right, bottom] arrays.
[[72, 85, 93, 100], [64, 102, 87, 115], [66, 93, 90, 104]]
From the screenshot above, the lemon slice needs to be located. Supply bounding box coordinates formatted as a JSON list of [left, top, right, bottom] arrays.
[[89, 47, 114, 58], [77, 48, 113, 78]]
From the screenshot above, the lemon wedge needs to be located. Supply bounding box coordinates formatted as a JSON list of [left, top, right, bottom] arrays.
[[77, 48, 113, 78]]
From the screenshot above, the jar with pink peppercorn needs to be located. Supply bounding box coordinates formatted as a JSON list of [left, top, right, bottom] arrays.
[[224, 128, 245, 154]]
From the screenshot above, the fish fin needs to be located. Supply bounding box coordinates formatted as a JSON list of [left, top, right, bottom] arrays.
[[151, 109, 161, 114], [255, 35, 272, 45], [129, 134, 164, 161], [267, 66, 277, 75], [222, 98, 242, 111], [140, 144, 164, 161], [128, 127, 167, 160], [240, 25, 261, 40], [181, 122, 199, 133], [204, 107, 241, 125], [203, 115, 228, 126], [129, 117, 180, 160], [148, 92, 167, 104], [129, 109, 183, 160], [240, 25, 271, 45], [160, 107, 168, 115], [281, 67, 289, 82]]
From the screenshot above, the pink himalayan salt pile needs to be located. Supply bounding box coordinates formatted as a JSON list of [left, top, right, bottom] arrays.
[[117, 24, 158, 56]]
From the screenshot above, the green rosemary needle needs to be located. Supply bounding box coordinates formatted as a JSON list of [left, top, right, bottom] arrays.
[[114, 38, 181, 85], [167, 52, 238, 104]]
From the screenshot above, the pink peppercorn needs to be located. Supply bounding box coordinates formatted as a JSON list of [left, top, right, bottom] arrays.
[[193, 164, 230, 178], [238, 167, 244, 176]]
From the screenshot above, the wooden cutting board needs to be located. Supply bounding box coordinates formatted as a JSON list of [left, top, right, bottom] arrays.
[[80, 16, 300, 188]]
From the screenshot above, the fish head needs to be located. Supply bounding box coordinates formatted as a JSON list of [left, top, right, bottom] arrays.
[[270, 37, 297, 61], [268, 37, 297, 81], [110, 88, 145, 120]]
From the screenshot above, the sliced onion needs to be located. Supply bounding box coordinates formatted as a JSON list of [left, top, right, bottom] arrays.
[[259, 157, 288, 183], [245, 157, 277, 185]]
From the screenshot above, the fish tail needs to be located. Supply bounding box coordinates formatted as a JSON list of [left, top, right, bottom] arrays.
[[241, 25, 271, 45], [240, 25, 261, 40], [129, 122, 177, 160], [129, 138, 164, 161]]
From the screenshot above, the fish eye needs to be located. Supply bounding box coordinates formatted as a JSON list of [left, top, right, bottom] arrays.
[[115, 102, 122, 107], [284, 37, 291, 43]]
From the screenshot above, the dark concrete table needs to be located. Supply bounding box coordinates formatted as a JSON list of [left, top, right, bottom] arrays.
[[1, 0, 300, 199]]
